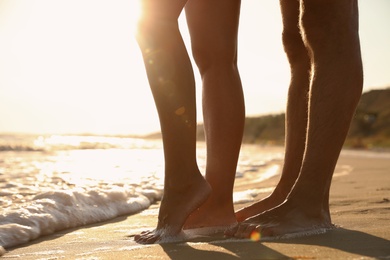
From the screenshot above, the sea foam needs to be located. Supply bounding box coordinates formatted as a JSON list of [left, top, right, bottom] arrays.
[[0, 186, 162, 248]]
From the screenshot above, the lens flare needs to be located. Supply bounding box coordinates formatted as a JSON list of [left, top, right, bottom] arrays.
[[250, 230, 261, 241], [129, 0, 141, 34], [175, 106, 186, 116]]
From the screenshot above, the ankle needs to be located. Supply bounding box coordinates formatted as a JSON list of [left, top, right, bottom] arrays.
[[165, 170, 206, 190], [270, 186, 290, 203]]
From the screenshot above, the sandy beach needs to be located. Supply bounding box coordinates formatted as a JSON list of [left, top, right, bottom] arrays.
[[2, 150, 390, 259]]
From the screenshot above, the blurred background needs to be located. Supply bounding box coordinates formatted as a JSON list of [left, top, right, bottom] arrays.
[[0, 0, 389, 138]]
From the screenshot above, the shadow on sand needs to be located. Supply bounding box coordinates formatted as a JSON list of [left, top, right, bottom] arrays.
[[160, 228, 390, 259]]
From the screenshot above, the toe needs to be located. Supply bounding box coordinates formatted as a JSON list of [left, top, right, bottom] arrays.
[[258, 225, 277, 239], [224, 224, 239, 237], [144, 234, 160, 244], [134, 229, 159, 244], [236, 224, 257, 239]]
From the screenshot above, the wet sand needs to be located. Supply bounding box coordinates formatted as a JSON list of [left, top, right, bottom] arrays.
[[2, 151, 390, 259]]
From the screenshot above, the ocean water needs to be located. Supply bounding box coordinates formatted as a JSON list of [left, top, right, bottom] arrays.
[[0, 134, 285, 249]]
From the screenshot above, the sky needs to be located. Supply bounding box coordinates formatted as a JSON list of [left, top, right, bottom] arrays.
[[0, 0, 389, 135]]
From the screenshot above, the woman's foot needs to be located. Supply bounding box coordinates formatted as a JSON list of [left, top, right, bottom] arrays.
[[183, 197, 237, 231], [134, 175, 211, 244]]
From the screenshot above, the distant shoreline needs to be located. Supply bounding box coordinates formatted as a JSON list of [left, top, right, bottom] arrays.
[[2, 88, 389, 149], [145, 87, 390, 149]]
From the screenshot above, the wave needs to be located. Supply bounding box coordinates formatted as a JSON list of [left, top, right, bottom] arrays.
[[0, 184, 163, 248], [0, 144, 44, 152], [0, 134, 161, 152]]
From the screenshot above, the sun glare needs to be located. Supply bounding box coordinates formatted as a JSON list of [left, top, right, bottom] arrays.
[[129, 0, 141, 34]]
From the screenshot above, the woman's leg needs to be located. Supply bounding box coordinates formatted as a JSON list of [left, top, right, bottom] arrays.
[[184, 0, 245, 229], [134, 0, 211, 244]]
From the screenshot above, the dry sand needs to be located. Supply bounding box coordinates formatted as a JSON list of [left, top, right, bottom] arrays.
[[2, 150, 390, 259]]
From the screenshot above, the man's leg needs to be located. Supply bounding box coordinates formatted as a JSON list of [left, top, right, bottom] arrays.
[[235, 0, 311, 222], [290, 0, 363, 219], [228, 0, 363, 239], [184, 0, 245, 229], [134, 0, 211, 244]]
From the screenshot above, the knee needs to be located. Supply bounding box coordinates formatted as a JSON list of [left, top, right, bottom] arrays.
[[281, 29, 310, 68], [191, 42, 238, 76], [136, 18, 158, 50], [300, 1, 360, 54], [136, 16, 177, 50]]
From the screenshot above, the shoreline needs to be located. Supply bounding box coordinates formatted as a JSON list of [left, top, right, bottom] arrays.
[[3, 150, 390, 259]]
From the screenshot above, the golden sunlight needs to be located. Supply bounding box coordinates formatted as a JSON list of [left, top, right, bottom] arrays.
[[129, 0, 141, 34], [34, 135, 164, 185]]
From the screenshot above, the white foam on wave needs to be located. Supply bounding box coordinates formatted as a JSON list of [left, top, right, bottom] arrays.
[[233, 189, 260, 204], [0, 186, 162, 249]]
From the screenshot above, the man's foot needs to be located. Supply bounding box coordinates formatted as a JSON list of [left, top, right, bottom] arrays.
[[226, 199, 334, 240], [134, 175, 211, 244]]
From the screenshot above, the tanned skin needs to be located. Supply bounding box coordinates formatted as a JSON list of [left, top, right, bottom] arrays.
[[134, 0, 243, 244], [135, 0, 363, 243], [228, 0, 363, 238]]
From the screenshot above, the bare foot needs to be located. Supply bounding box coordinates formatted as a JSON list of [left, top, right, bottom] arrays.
[[134, 175, 211, 244], [183, 197, 237, 231], [235, 191, 286, 222], [226, 199, 334, 240]]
